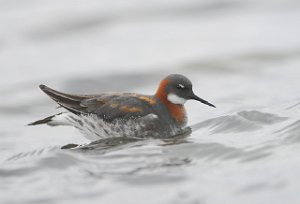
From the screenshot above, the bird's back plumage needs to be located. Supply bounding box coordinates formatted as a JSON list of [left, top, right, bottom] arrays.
[[39, 85, 162, 121]]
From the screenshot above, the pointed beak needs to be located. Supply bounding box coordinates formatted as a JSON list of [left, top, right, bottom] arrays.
[[190, 93, 216, 108]]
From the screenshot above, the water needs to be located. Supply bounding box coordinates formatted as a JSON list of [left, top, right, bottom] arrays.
[[1, 0, 300, 203]]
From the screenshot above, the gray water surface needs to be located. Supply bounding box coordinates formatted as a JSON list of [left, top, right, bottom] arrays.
[[1, 0, 300, 204]]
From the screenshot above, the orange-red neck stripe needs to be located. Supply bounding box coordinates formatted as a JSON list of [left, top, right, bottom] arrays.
[[155, 79, 186, 125]]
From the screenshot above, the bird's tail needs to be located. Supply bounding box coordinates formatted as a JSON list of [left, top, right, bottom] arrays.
[[28, 113, 69, 126]]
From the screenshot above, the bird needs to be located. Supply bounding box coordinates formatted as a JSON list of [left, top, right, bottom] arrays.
[[29, 74, 215, 141]]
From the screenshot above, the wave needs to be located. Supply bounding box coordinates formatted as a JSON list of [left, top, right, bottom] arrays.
[[276, 120, 300, 144], [191, 110, 288, 133]]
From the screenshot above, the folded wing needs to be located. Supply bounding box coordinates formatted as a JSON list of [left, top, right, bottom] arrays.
[[39, 85, 154, 121]]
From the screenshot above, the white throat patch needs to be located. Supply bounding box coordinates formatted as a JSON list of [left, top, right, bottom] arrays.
[[167, 93, 187, 105]]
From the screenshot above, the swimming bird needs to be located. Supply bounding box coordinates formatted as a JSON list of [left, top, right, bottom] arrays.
[[29, 74, 215, 141]]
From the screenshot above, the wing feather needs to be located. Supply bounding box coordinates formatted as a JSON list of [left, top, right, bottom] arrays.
[[40, 85, 154, 121], [40, 85, 91, 115]]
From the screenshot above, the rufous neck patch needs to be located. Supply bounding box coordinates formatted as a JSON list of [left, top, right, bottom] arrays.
[[155, 79, 187, 125]]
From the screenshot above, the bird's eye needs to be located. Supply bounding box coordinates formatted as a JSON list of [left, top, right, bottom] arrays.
[[176, 84, 185, 89]]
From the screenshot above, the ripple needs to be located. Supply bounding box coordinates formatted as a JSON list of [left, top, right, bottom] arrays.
[[6, 146, 60, 162], [192, 110, 288, 133], [286, 100, 300, 110], [1, 148, 83, 177], [0, 167, 37, 177], [37, 152, 82, 169], [237, 111, 288, 125], [163, 142, 273, 163], [276, 120, 300, 143]]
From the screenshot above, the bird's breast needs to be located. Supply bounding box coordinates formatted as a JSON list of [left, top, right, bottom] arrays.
[[166, 103, 187, 126]]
